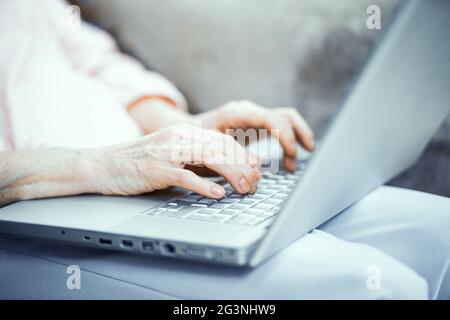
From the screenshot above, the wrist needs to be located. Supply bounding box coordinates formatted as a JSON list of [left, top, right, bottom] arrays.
[[190, 110, 221, 130], [77, 148, 110, 195], [128, 98, 193, 133]]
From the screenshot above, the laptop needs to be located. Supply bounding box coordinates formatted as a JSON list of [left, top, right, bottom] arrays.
[[0, 0, 449, 266]]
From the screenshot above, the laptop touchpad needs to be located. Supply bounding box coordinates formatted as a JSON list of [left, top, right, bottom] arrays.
[[0, 194, 166, 231]]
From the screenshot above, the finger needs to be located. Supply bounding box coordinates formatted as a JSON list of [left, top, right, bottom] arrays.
[[247, 153, 262, 193], [280, 108, 315, 151], [258, 112, 297, 159], [283, 156, 297, 172], [247, 153, 261, 169], [169, 168, 225, 199], [220, 101, 298, 159], [206, 161, 259, 194], [204, 136, 261, 194], [173, 130, 261, 194], [184, 165, 218, 177]]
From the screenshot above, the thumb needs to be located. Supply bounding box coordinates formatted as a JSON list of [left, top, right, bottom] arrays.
[[168, 168, 225, 199]]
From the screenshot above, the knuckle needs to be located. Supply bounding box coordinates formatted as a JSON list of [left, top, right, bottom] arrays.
[[143, 145, 153, 156], [287, 107, 298, 115], [239, 99, 260, 111], [224, 134, 237, 145], [238, 99, 251, 105], [177, 170, 192, 184]]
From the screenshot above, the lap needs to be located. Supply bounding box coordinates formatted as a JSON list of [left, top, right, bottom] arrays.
[[320, 186, 450, 299], [2, 186, 447, 299], [0, 230, 426, 299]]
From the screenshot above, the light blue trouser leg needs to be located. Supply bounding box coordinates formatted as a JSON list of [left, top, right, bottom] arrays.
[[0, 229, 427, 299], [319, 186, 450, 299], [0, 186, 448, 299]]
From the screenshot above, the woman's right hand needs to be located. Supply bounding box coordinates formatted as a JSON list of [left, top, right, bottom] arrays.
[[89, 124, 261, 199]]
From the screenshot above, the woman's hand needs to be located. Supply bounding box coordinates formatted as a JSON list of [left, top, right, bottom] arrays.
[[192, 100, 315, 172], [90, 124, 261, 199], [127, 98, 314, 172], [0, 124, 260, 207]]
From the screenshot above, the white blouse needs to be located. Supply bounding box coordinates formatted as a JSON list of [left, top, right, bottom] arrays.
[[0, 0, 186, 151]]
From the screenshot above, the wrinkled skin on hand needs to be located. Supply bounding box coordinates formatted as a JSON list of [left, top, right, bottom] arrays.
[[92, 124, 261, 199]]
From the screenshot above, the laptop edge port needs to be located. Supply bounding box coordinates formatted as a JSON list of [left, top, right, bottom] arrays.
[[99, 238, 112, 245], [142, 241, 154, 252], [121, 239, 133, 248], [161, 243, 176, 255]]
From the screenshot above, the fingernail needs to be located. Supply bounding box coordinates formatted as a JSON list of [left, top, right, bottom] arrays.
[[286, 158, 296, 172], [211, 185, 225, 197], [307, 135, 315, 150], [239, 177, 250, 192]]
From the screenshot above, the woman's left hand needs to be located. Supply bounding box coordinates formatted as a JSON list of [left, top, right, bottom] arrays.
[[192, 100, 315, 172]]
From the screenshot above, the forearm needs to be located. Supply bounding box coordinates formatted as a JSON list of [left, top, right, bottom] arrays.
[[0, 148, 99, 207], [127, 98, 192, 134]]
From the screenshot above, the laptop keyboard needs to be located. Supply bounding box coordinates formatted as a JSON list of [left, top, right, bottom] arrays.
[[143, 162, 308, 228]]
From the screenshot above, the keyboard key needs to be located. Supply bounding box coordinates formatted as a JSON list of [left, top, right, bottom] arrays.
[[168, 199, 194, 207], [239, 199, 258, 206], [197, 208, 220, 215], [229, 193, 245, 199], [221, 209, 239, 215], [262, 199, 284, 206], [277, 180, 294, 185], [253, 203, 273, 210], [210, 203, 227, 209], [179, 194, 203, 202], [167, 206, 186, 212], [243, 217, 265, 226], [162, 206, 198, 218], [187, 214, 228, 223], [197, 198, 218, 205], [259, 179, 276, 185], [223, 184, 233, 191], [256, 189, 277, 196], [229, 204, 250, 211], [190, 203, 208, 208], [269, 184, 286, 190], [247, 194, 266, 200], [274, 193, 290, 200], [265, 174, 284, 180], [246, 209, 265, 216], [225, 214, 253, 225], [162, 211, 187, 218], [219, 198, 240, 204], [145, 207, 168, 215]]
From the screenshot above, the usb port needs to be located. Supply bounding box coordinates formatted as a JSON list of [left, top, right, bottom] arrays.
[[142, 241, 154, 251], [121, 240, 133, 248], [99, 238, 112, 245]]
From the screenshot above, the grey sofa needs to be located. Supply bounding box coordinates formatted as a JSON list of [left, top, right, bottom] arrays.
[[85, 0, 449, 196]]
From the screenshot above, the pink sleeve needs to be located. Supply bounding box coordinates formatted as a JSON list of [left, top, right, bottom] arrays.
[[48, 1, 187, 110]]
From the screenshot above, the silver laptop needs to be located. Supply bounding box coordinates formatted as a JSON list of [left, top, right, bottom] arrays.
[[0, 0, 449, 266]]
